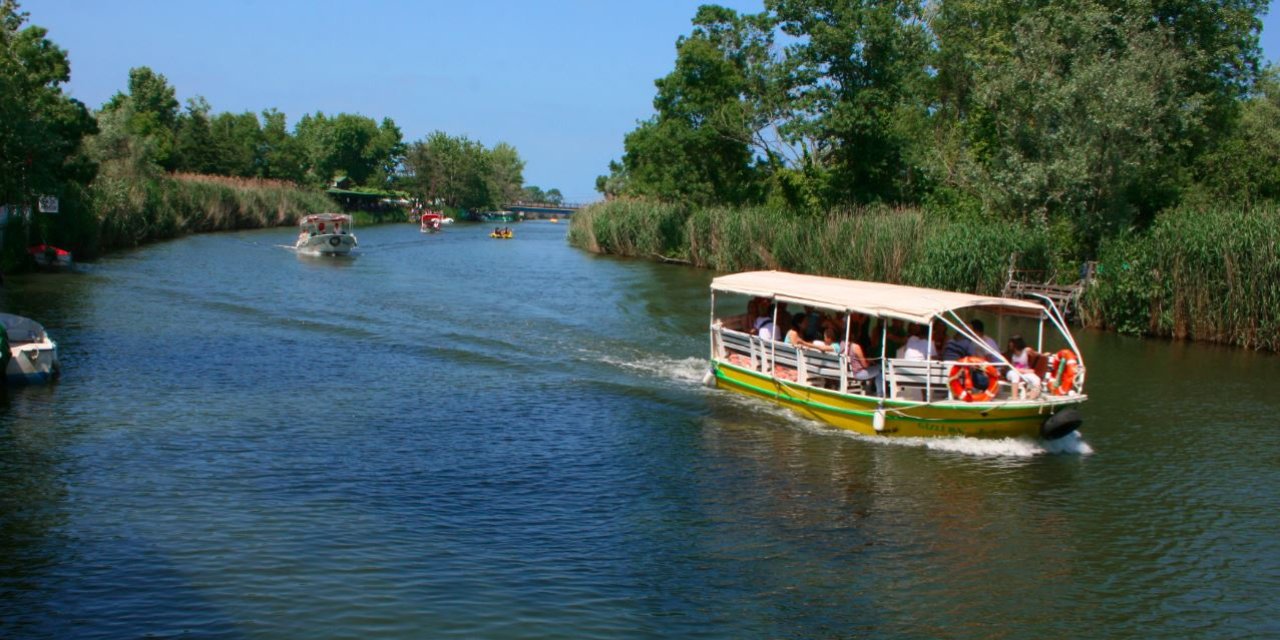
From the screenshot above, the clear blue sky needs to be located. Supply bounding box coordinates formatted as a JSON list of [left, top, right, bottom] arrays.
[[19, 1, 1280, 203]]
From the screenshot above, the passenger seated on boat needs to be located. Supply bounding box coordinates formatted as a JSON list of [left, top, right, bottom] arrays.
[[843, 337, 881, 395], [868, 317, 904, 360], [803, 306, 825, 342], [774, 302, 792, 338], [785, 313, 833, 353], [898, 324, 935, 361], [1005, 335, 1042, 399], [969, 319, 1000, 360], [753, 303, 777, 341], [941, 332, 973, 362]]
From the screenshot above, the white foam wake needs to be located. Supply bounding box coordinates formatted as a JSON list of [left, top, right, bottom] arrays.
[[599, 354, 711, 385]]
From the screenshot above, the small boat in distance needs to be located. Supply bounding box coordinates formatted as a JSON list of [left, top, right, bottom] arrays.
[[296, 213, 357, 255], [420, 211, 443, 233], [489, 227, 514, 239], [708, 271, 1086, 441], [28, 244, 72, 270], [1, 312, 60, 385]]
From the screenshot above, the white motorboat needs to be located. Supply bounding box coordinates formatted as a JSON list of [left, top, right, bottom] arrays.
[[296, 213, 357, 255], [1, 313, 59, 385]]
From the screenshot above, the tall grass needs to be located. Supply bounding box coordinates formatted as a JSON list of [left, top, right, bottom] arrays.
[[571, 199, 1051, 294], [572, 198, 1278, 350], [89, 173, 334, 257], [1083, 204, 1280, 350]]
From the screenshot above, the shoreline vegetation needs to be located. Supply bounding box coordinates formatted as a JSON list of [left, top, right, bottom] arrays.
[[582, 2, 1279, 354], [3, 1, 558, 273], [569, 200, 1280, 352]]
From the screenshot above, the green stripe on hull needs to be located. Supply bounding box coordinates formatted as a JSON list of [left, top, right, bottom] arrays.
[[712, 361, 1073, 438]]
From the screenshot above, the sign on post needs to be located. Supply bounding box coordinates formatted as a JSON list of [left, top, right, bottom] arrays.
[[38, 196, 59, 214]]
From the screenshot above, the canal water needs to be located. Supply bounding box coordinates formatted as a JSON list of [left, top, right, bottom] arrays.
[[1, 221, 1277, 639]]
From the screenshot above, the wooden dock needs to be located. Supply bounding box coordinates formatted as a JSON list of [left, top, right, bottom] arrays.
[[1001, 255, 1096, 320]]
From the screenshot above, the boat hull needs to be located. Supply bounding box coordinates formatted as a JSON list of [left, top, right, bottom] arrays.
[[296, 233, 356, 255], [713, 360, 1080, 439], [6, 340, 58, 385]]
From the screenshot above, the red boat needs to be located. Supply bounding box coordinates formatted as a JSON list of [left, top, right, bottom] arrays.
[[420, 211, 443, 233], [28, 244, 72, 270]]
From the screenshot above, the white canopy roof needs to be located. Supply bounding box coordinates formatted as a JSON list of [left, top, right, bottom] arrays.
[[711, 271, 1046, 324]]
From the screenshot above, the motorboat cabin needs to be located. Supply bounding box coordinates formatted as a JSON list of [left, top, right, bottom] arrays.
[[296, 213, 357, 255], [1, 313, 59, 385]]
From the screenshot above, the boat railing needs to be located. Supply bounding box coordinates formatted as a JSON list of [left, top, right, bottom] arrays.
[[714, 324, 1084, 403], [714, 325, 860, 391]]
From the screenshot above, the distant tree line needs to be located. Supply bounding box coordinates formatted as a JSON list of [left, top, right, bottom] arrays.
[[2, 0, 561, 234], [598, 0, 1274, 252]]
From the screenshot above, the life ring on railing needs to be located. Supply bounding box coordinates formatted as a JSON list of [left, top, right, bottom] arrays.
[[1045, 349, 1080, 395], [948, 356, 1000, 402], [328, 236, 341, 247]]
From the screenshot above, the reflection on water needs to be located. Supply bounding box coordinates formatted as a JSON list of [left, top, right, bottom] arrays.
[[0, 222, 1277, 639]]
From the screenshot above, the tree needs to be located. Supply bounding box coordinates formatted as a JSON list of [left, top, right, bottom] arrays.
[[208, 111, 263, 177], [295, 112, 404, 187], [174, 97, 216, 174], [769, 0, 932, 205], [101, 66, 180, 169], [486, 142, 524, 205], [614, 5, 780, 205], [402, 132, 523, 210], [0, 0, 97, 207], [259, 108, 305, 183]]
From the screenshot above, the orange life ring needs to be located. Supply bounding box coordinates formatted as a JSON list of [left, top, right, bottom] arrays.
[[948, 356, 1000, 402], [1045, 349, 1080, 395]]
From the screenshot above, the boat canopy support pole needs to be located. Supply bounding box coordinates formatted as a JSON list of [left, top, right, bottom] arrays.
[[940, 311, 1014, 368], [1025, 292, 1086, 372]]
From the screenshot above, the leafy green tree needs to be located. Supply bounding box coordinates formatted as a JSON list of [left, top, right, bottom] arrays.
[[769, 0, 932, 205], [1194, 67, 1280, 206], [522, 185, 547, 202], [404, 131, 515, 210], [259, 108, 306, 183], [101, 66, 180, 170], [208, 111, 263, 177], [486, 142, 524, 205], [295, 112, 404, 187], [615, 5, 779, 205], [544, 188, 563, 205], [0, 0, 97, 207], [174, 97, 217, 173]]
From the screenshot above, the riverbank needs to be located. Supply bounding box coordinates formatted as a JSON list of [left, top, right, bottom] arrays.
[[90, 173, 338, 257], [0, 173, 408, 270], [568, 200, 1280, 351]]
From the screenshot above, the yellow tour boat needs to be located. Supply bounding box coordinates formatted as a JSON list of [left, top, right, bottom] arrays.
[[707, 271, 1086, 440]]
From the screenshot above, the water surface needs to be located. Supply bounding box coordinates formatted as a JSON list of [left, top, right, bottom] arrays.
[[1, 222, 1277, 638]]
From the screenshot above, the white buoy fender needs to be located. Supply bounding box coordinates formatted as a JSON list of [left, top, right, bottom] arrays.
[[873, 409, 886, 432], [702, 369, 717, 388]]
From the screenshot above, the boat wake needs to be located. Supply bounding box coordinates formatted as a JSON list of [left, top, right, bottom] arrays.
[[598, 354, 712, 386]]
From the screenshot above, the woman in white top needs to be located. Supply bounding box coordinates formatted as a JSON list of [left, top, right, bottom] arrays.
[[1005, 334, 1041, 399]]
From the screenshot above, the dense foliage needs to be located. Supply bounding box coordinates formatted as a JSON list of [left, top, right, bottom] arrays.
[[599, 1, 1271, 243], [1, 1, 560, 266]]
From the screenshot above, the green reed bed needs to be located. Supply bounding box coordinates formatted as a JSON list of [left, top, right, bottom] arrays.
[[1084, 204, 1280, 350], [573, 199, 1280, 351], [91, 173, 333, 255], [572, 200, 1050, 294]]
